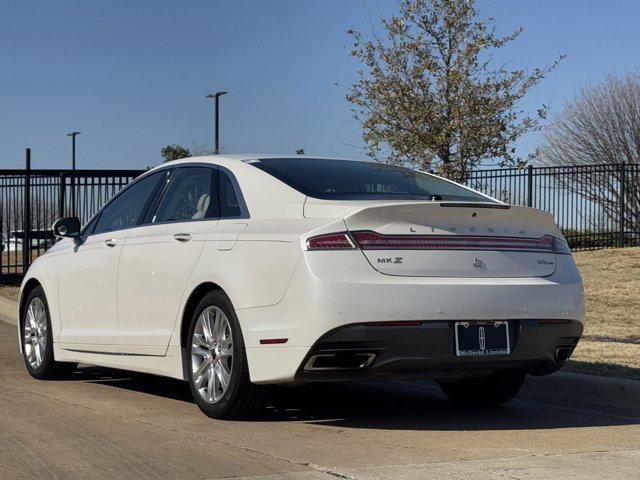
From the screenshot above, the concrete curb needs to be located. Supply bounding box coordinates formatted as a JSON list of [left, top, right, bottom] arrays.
[[0, 294, 17, 326]]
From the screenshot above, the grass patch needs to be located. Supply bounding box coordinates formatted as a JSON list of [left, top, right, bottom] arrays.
[[566, 247, 640, 380]]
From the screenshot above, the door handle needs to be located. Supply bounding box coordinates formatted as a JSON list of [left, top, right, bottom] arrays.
[[104, 239, 118, 247], [173, 233, 193, 242]]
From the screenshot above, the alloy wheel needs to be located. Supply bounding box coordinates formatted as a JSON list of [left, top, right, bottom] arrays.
[[191, 306, 234, 403], [24, 297, 47, 369]]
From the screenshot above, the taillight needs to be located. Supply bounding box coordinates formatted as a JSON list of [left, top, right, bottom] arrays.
[[351, 231, 569, 254], [552, 236, 572, 255], [306, 232, 356, 250], [306, 230, 572, 254]]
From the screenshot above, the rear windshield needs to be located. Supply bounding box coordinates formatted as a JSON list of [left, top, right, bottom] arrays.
[[250, 158, 491, 202]]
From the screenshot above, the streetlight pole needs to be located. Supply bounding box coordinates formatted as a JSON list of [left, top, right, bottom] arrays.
[[66, 131, 81, 217], [206, 91, 228, 154]]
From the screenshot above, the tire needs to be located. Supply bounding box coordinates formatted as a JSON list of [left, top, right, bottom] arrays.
[[438, 370, 526, 407], [21, 286, 77, 379], [187, 290, 269, 419]]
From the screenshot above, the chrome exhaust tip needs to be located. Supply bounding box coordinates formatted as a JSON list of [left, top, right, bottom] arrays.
[[303, 353, 376, 371], [555, 345, 576, 363]]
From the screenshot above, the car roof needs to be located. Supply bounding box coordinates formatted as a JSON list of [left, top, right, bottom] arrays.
[[158, 154, 371, 168]]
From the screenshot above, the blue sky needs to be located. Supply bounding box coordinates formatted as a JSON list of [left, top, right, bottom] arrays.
[[1, 0, 639, 169]]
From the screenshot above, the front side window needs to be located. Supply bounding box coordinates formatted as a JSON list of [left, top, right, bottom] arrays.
[[153, 167, 219, 223], [93, 171, 163, 234], [251, 158, 491, 202]]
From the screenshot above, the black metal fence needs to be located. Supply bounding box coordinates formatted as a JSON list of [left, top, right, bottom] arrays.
[[1, 155, 638, 281], [0, 152, 143, 280], [467, 163, 640, 250]]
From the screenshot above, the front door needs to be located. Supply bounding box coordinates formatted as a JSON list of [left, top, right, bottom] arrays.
[[117, 166, 220, 355], [57, 171, 164, 351], [56, 232, 123, 350]]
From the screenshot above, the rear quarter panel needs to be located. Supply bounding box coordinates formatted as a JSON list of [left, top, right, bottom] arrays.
[[168, 218, 342, 348]]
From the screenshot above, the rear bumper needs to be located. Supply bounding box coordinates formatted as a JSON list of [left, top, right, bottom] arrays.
[[240, 251, 584, 384], [294, 319, 583, 382]]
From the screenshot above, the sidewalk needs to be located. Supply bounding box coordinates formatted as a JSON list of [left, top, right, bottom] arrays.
[[0, 293, 16, 326]]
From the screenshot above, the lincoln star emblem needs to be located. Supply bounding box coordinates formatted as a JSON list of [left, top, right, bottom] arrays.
[[472, 258, 484, 270], [478, 326, 486, 350]]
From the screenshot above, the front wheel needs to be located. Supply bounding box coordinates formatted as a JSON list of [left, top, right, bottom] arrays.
[[21, 286, 77, 379], [438, 370, 526, 407], [187, 291, 268, 419]]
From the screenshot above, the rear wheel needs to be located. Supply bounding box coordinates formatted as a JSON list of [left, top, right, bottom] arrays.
[[438, 370, 525, 407], [21, 286, 77, 379], [187, 291, 268, 419]]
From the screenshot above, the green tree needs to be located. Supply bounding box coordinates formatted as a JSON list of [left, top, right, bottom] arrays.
[[160, 144, 191, 163], [347, 0, 563, 180]]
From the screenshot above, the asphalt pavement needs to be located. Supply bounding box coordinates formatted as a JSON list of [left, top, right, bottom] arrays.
[[1, 309, 640, 479]]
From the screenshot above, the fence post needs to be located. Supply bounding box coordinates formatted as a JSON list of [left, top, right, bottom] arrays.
[[58, 172, 66, 219], [619, 161, 626, 248], [526, 165, 533, 207], [23, 148, 32, 273]]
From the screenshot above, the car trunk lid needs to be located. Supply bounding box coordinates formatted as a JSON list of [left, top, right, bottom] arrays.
[[306, 199, 560, 278]]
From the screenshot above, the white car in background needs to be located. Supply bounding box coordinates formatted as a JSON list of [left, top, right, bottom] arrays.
[[18, 155, 584, 419]]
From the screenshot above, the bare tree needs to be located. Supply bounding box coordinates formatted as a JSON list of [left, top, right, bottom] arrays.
[[539, 73, 640, 237], [188, 140, 215, 157]]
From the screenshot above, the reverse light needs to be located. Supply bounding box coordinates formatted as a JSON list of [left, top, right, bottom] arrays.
[[306, 232, 356, 250]]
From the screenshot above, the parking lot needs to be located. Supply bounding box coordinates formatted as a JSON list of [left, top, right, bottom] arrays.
[[1, 319, 640, 480]]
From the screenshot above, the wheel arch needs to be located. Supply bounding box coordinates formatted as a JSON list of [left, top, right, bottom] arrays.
[[17, 277, 45, 354], [180, 282, 230, 349], [19, 278, 43, 329]]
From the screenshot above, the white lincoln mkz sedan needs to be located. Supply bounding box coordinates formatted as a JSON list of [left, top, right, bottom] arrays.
[[19, 155, 584, 418]]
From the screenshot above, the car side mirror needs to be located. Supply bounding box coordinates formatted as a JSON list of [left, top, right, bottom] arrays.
[[52, 217, 81, 239]]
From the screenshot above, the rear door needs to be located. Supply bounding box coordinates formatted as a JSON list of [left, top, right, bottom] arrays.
[[116, 166, 220, 355]]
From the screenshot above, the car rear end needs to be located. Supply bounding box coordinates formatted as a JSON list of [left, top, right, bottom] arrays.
[[296, 200, 583, 381], [242, 158, 584, 385]]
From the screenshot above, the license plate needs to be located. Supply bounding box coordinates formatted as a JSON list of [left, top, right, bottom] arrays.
[[455, 321, 510, 357]]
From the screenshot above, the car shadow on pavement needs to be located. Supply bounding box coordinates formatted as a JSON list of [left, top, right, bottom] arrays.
[[74, 366, 195, 402], [76, 366, 640, 431]]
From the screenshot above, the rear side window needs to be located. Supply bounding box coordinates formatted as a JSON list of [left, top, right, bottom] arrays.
[[93, 171, 163, 234], [219, 171, 242, 217], [251, 158, 490, 202], [153, 167, 219, 223]]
